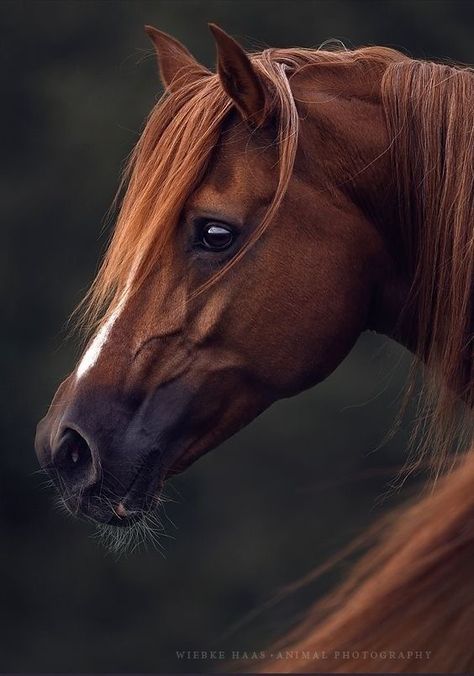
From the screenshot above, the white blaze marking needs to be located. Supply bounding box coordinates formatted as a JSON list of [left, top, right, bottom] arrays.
[[76, 267, 137, 381], [76, 305, 123, 380]]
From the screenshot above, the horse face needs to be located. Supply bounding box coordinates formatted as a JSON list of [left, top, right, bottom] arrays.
[[35, 27, 390, 525]]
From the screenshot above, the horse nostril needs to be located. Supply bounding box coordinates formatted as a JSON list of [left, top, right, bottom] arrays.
[[52, 427, 95, 488]]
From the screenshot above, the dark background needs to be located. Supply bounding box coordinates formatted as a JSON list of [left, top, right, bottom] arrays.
[[1, 0, 473, 672]]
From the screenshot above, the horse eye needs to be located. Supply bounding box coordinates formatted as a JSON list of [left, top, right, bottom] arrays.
[[201, 223, 235, 251]]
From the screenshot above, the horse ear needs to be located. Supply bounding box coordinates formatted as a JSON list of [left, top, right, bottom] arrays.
[[145, 25, 209, 90], [208, 23, 269, 126]]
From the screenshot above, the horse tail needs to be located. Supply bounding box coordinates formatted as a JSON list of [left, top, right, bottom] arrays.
[[263, 450, 474, 672]]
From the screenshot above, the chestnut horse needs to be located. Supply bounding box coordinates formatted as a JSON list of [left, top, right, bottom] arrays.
[[35, 25, 473, 672]]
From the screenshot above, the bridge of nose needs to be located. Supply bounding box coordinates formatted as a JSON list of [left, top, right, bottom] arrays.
[[75, 265, 190, 388]]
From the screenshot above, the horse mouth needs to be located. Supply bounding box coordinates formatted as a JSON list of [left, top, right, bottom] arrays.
[[88, 447, 191, 527], [105, 461, 166, 527]]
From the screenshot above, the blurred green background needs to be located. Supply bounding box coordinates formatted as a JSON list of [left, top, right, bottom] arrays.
[[1, 0, 473, 672]]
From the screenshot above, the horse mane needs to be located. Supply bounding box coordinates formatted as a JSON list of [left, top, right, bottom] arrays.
[[77, 43, 402, 333], [78, 41, 473, 670], [382, 59, 474, 477], [262, 56, 474, 672]]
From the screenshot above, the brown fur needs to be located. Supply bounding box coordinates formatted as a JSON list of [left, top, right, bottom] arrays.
[[36, 28, 473, 672]]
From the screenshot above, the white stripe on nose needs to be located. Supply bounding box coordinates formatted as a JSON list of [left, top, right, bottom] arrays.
[[76, 308, 121, 380], [75, 265, 138, 380], [76, 304, 123, 380]]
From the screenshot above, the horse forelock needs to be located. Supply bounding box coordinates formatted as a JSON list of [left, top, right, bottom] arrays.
[[75, 44, 403, 338]]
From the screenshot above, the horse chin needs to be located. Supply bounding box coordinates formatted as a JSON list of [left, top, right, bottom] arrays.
[[90, 442, 221, 553], [99, 510, 145, 529], [92, 506, 168, 556]]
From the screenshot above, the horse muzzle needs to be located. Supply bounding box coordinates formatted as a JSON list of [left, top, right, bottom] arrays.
[[35, 361, 273, 526], [34, 376, 192, 526]]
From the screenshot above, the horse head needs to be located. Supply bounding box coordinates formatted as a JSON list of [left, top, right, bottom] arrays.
[[35, 26, 406, 525]]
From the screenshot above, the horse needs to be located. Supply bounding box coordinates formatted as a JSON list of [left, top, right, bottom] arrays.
[[35, 24, 473, 673]]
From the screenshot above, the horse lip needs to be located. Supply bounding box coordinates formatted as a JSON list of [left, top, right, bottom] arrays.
[[119, 452, 165, 514], [93, 446, 193, 526]]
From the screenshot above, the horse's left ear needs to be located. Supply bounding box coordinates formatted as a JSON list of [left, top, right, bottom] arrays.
[[145, 25, 209, 90], [209, 23, 269, 126]]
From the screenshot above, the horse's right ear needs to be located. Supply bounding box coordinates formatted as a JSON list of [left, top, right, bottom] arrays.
[[209, 23, 269, 126], [145, 25, 209, 90]]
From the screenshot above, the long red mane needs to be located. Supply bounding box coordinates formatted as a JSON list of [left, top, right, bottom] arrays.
[[265, 54, 474, 673]]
